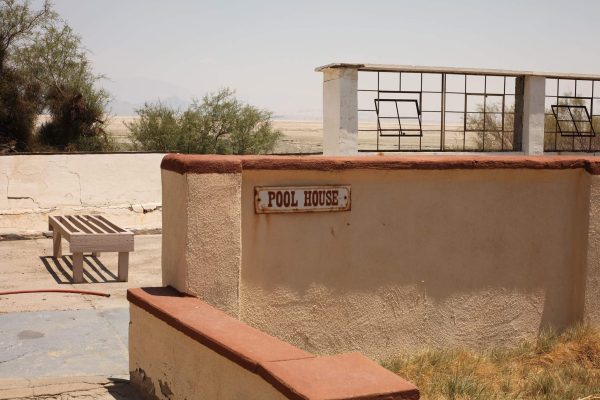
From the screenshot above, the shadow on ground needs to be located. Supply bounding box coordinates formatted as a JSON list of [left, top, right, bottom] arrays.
[[107, 378, 140, 400], [40, 255, 119, 284]]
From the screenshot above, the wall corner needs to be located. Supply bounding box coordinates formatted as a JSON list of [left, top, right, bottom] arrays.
[[161, 169, 190, 293], [584, 174, 600, 325]]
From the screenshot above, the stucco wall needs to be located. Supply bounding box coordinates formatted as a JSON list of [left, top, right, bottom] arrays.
[[128, 286, 419, 400], [129, 304, 287, 400], [161, 170, 188, 290], [239, 168, 591, 359], [161, 171, 242, 317], [160, 154, 600, 361], [0, 153, 164, 236], [585, 175, 600, 325]]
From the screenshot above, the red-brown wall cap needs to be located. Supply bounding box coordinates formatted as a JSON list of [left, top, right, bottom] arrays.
[[161, 153, 242, 174], [127, 287, 311, 372], [161, 154, 600, 175], [258, 353, 419, 400], [128, 287, 419, 400]]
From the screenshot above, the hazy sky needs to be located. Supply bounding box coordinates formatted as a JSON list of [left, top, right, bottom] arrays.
[[41, 0, 600, 118]]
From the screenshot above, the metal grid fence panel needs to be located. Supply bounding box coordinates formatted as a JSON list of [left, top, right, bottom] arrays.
[[544, 78, 600, 152], [357, 70, 519, 152]]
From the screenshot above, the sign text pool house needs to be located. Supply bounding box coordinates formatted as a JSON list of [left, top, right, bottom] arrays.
[[255, 186, 351, 213]]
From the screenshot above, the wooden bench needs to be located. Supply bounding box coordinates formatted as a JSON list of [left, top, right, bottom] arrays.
[[48, 215, 134, 283]]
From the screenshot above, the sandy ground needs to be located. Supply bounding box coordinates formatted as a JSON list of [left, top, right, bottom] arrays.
[[0, 235, 162, 399], [0, 235, 162, 313]]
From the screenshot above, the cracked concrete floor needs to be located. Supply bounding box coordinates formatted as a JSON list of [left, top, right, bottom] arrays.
[[0, 235, 162, 399]]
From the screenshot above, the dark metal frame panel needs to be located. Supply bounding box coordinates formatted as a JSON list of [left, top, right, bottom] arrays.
[[357, 70, 518, 152], [544, 78, 600, 152]]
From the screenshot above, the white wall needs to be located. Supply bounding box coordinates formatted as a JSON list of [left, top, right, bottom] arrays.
[[0, 153, 165, 236]]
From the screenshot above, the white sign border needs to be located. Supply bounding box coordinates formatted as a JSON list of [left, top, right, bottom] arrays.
[[254, 185, 351, 214]]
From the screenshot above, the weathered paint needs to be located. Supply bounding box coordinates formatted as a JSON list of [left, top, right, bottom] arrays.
[[129, 304, 288, 400], [0, 154, 164, 236], [127, 287, 420, 400], [254, 186, 350, 214]]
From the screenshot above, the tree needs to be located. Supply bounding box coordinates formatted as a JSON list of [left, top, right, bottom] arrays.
[[17, 24, 112, 151], [466, 98, 600, 152], [0, 0, 53, 68], [128, 89, 282, 154], [0, 65, 42, 152], [125, 101, 186, 152], [0, 0, 111, 152], [0, 0, 53, 151], [466, 104, 515, 151]]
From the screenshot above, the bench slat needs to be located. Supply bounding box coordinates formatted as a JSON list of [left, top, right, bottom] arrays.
[[74, 215, 102, 234], [67, 215, 93, 234], [86, 215, 117, 234], [97, 215, 128, 233], [58, 216, 80, 234], [48, 216, 73, 240], [51, 214, 134, 252]]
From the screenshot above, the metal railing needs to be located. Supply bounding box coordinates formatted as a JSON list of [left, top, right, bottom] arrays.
[[317, 63, 600, 155], [357, 69, 518, 152], [544, 77, 600, 152]]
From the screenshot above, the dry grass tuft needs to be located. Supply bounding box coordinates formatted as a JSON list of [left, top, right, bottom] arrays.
[[383, 324, 600, 400]]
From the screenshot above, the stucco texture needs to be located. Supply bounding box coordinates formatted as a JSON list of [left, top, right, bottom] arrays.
[[0, 154, 164, 235], [129, 304, 287, 400], [585, 175, 600, 325], [161, 170, 188, 291], [238, 168, 591, 360], [161, 171, 242, 318]]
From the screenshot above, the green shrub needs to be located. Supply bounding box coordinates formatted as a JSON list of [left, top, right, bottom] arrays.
[[128, 88, 282, 154], [1, 0, 111, 152], [0, 66, 41, 151]]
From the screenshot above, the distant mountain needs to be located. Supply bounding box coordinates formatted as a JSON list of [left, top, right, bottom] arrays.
[[100, 76, 322, 119], [100, 76, 194, 116], [109, 96, 192, 116], [273, 108, 322, 121]]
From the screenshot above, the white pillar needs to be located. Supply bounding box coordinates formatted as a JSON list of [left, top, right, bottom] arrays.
[[321, 66, 359, 155], [522, 76, 546, 155]]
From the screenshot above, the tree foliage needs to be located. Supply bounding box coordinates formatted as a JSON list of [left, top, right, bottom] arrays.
[[0, 0, 53, 67], [466, 97, 600, 152], [0, 0, 52, 151], [127, 88, 282, 154], [543, 97, 600, 151], [465, 104, 515, 151], [0, 0, 111, 152], [17, 24, 112, 150]]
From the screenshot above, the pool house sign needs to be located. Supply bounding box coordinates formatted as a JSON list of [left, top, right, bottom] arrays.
[[254, 186, 351, 214]]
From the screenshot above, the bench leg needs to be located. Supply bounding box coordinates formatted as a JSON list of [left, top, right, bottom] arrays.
[[118, 252, 129, 282], [92, 252, 101, 257], [72, 252, 84, 283], [52, 230, 62, 258]]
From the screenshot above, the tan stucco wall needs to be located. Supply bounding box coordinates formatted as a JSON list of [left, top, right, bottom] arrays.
[[161, 171, 242, 317], [238, 168, 591, 360], [129, 304, 287, 400], [161, 170, 188, 291], [0, 154, 164, 236], [585, 175, 600, 325]]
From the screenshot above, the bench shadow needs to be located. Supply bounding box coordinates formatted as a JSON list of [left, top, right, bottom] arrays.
[[40, 255, 119, 284]]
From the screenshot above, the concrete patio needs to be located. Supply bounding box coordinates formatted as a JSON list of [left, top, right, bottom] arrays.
[[0, 234, 162, 399]]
